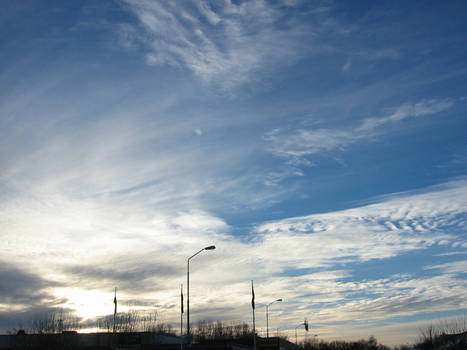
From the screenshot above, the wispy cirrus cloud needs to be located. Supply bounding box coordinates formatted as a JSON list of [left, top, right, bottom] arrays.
[[264, 98, 454, 163], [425, 260, 467, 275], [119, 0, 316, 87]]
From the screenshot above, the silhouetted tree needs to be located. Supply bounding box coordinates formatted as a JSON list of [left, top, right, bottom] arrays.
[[300, 336, 389, 350], [192, 320, 253, 343], [30, 310, 80, 334], [414, 318, 467, 350], [95, 309, 174, 334]]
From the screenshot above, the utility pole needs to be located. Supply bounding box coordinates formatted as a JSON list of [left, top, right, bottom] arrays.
[[181, 284, 184, 350]]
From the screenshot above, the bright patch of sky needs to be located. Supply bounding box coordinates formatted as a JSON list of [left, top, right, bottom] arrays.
[[1, 0, 466, 346]]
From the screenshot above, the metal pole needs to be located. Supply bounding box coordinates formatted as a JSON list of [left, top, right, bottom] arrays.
[[113, 287, 117, 334], [186, 247, 215, 341], [252, 280, 256, 350], [253, 312, 256, 350], [266, 299, 282, 339], [266, 304, 269, 338], [181, 284, 183, 350], [187, 259, 190, 340], [113, 287, 117, 348]]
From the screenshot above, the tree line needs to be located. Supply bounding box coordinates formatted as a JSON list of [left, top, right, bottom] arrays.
[[8, 311, 466, 350]]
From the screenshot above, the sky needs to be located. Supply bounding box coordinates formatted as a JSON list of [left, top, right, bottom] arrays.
[[0, 0, 466, 346]]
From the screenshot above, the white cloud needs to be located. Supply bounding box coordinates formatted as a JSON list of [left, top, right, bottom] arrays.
[[254, 179, 466, 270], [359, 99, 455, 131], [119, 0, 315, 87], [264, 99, 454, 162], [425, 260, 467, 275]]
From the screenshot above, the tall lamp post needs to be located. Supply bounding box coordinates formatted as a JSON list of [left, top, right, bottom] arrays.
[[187, 245, 216, 341], [266, 298, 282, 338]]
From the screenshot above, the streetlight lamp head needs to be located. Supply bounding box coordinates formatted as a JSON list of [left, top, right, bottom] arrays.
[[204, 245, 216, 250], [276, 298, 283, 302]]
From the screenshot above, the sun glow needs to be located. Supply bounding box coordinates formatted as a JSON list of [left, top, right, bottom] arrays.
[[54, 288, 125, 320]]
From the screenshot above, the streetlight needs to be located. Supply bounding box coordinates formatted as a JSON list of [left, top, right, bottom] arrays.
[[266, 298, 282, 338], [186, 245, 216, 340]]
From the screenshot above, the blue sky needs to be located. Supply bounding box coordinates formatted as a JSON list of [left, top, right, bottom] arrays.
[[1, 0, 466, 346]]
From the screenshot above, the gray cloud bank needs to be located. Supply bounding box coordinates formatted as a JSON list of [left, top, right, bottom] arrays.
[[0, 261, 65, 330]]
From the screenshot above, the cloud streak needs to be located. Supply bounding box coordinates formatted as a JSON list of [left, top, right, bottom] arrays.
[[120, 0, 313, 87], [264, 99, 454, 163]]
